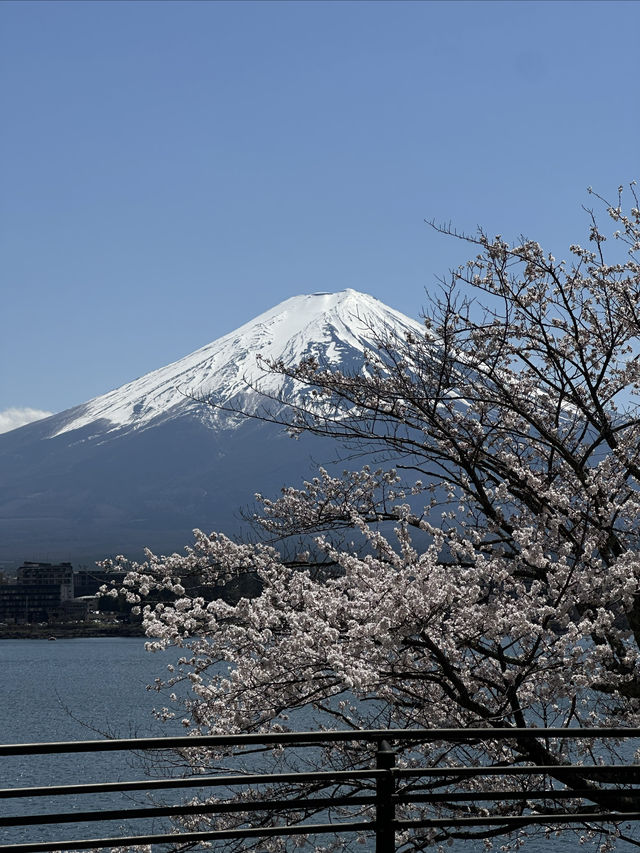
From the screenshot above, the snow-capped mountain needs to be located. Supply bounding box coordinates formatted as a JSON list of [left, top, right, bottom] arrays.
[[50, 290, 422, 438], [0, 290, 424, 566]]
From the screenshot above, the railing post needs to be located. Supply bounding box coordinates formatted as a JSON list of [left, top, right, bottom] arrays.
[[375, 738, 396, 853]]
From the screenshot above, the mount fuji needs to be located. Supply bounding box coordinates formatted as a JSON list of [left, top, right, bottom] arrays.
[[0, 290, 424, 567]]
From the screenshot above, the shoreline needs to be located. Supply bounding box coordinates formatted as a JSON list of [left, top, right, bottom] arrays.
[[0, 623, 145, 639]]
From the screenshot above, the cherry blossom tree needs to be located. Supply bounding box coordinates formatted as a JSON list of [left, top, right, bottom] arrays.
[[106, 186, 640, 851]]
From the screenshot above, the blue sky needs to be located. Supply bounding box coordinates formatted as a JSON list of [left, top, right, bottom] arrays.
[[1, 0, 638, 430]]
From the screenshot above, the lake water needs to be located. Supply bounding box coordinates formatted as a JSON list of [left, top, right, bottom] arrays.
[[1, 637, 638, 851], [0, 637, 187, 849]]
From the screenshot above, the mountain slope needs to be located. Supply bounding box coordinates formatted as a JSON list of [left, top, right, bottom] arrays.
[[0, 290, 425, 566]]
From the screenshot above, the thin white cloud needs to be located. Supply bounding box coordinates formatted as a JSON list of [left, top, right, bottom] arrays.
[[0, 407, 54, 435]]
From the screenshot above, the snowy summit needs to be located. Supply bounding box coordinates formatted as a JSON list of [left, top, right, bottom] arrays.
[[49, 289, 424, 439]]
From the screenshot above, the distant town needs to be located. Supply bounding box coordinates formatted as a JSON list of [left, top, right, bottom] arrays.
[[0, 561, 140, 638], [0, 559, 261, 638]]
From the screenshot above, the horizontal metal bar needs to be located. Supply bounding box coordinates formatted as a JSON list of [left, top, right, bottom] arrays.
[[4, 785, 634, 829], [5, 785, 637, 829], [6, 810, 640, 853], [0, 818, 376, 853], [2, 726, 639, 756], [5, 784, 640, 827], [1, 794, 377, 828], [3, 763, 637, 801], [0, 768, 383, 799]]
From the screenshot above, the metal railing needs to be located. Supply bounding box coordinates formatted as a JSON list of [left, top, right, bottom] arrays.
[[2, 727, 640, 852]]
